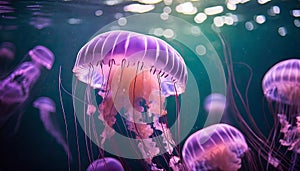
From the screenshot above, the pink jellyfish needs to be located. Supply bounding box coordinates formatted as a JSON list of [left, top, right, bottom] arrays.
[[72, 30, 187, 170], [262, 59, 300, 170], [0, 42, 16, 72], [182, 123, 248, 171]]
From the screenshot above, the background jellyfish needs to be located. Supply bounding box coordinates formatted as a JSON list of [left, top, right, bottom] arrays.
[[86, 157, 124, 171], [0, 45, 54, 129], [204, 93, 228, 124], [71, 30, 187, 170], [262, 59, 300, 170], [33, 97, 72, 161], [182, 123, 248, 171], [0, 42, 16, 73]]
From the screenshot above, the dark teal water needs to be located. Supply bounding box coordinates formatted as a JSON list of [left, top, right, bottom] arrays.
[[0, 0, 300, 171]]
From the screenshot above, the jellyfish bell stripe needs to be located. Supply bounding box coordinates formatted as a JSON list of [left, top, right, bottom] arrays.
[[262, 59, 300, 105], [72, 30, 187, 97]]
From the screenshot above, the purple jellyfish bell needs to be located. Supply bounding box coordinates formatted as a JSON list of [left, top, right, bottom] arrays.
[[0, 42, 16, 61], [0, 42, 16, 73], [29, 45, 54, 70], [86, 157, 124, 171], [33, 97, 72, 161]]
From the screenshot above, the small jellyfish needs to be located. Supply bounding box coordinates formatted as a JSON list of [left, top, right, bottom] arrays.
[[204, 93, 228, 124], [29, 45, 54, 70], [33, 97, 71, 160], [0, 42, 15, 61], [182, 123, 248, 171], [0, 45, 54, 128], [204, 93, 226, 114], [29, 16, 52, 30], [0, 42, 16, 74], [86, 157, 124, 171]]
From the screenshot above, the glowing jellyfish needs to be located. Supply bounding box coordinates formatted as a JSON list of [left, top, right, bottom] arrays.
[[33, 97, 72, 160], [204, 93, 226, 113], [0, 42, 16, 74], [72, 30, 187, 170], [86, 157, 124, 171], [182, 123, 248, 171], [204, 93, 228, 125], [0, 42, 15, 62], [262, 59, 300, 169], [0, 45, 54, 128], [29, 45, 54, 70]]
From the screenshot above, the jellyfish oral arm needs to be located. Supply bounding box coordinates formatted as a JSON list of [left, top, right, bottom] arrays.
[[208, 144, 242, 171], [86, 104, 96, 115], [278, 114, 300, 153], [98, 93, 118, 145]]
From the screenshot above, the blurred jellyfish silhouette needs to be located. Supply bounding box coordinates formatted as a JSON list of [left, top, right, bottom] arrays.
[[204, 93, 228, 124], [262, 59, 300, 169], [33, 97, 72, 160], [182, 123, 248, 171], [71, 30, 187, 170], [86, 157, 124, 171], [30, 16, 52, 30], [0, 42, 16, 73], [0, 42, 15, 61], [0, 45, 54, 128]]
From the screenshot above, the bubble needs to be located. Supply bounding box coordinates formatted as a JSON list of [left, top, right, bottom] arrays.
[[245, 21, 255, 31], [278, 26, 287, 36], [195, 45, 206, 55], [95, 9, 103, 16], [118, 17, 127, 26], [255, 15, 266, 24]]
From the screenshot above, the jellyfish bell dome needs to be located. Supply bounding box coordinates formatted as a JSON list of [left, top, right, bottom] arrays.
[[86, 157, 124, 171], [72, 30, 187, 97], [204, 93, 226, 113], [0, 42, 16, 61], [182, 123, 248, 171], [29, 45, 55, 70], [262, 59, 300, 105], [33, 97, 56, 113]]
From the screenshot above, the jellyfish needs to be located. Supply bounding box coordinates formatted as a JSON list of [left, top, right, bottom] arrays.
[[204, 93, 228, 124], [0, 45, 54, 128], [71, 30, 187, 170], [86, 157, 124, 171], [262, 59, 300, 169], [204, 93, 226, 114], [33, 97, 72, 161], [0, 42, 16, 72], [182, 123, 248, 171]]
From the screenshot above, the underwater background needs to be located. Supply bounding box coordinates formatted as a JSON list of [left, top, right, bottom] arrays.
[[0, 0, 300, 170]]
